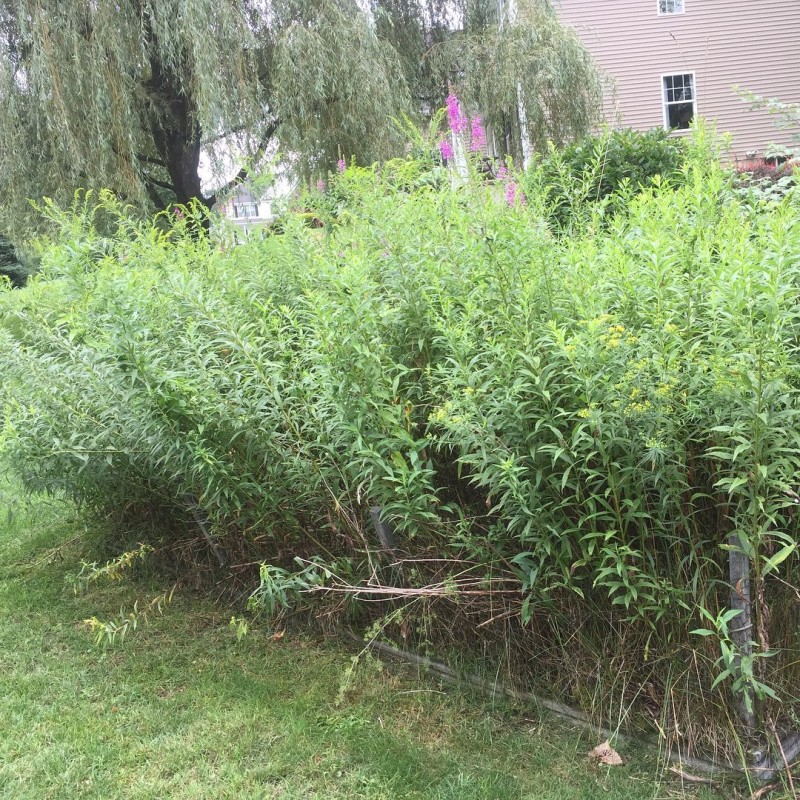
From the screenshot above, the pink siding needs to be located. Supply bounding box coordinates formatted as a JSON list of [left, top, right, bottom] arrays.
[[555, 0, 800, 158]]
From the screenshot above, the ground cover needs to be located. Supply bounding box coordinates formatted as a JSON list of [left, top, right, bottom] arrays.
[[0, 473, 721, 800]]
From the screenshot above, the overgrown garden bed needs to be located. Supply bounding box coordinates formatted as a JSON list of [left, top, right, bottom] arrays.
[[2, 134, 799, 775]]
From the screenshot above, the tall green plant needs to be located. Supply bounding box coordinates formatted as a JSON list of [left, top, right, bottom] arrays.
[[2, 137, 800, 757], [528, 127, 687, 230]]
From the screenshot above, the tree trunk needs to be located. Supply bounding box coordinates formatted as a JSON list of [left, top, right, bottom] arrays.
[[146, 56, 209, 207], [139, 4, 212, 220]]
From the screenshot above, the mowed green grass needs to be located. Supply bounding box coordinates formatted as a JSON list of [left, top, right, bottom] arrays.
[[0, 474, 721, 800]]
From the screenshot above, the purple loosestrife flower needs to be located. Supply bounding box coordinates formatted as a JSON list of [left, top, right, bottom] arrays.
[[316, 179, 326, 193], [496, 165, 508, 180], [337, 159, 346, 173], [505, 181, 517, 206], [439, 138, 454, 161], [446, 93, 467, 135], [505, 181, 526, 207], [470, 116, 486, 152]]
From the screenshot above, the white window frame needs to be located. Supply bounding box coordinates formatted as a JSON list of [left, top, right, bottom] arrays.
[[657, 0, 685, 14], [661, 72, 696, 131], [233, 202, 259, 219]]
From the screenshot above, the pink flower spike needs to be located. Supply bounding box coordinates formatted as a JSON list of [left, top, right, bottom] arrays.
[[505, 181, 517, 206], [439, 138, 454, 161], [337, 159, 346, 173], [174, 206, 184, 219], [496, 165, 508, 180], [316, 179, 326, 193], [470, 116, 486, 152], [446, 93, 467, 135]]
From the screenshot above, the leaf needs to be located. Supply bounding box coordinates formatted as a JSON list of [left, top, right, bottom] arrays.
[[588, 740, 623, 766], [762, 543, 796, 576], [756, 682, 780, 701], [710, 669, 732, 690]]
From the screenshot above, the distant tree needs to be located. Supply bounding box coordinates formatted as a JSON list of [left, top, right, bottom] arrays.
[[0, 0, 600, 241]]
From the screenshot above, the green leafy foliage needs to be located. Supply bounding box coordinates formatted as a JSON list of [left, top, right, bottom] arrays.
[[2, 139, 800, 743], [692, 607, 779, 713], [737, 88, 800, 148], [67, 543, 154, 595], [0, 0, 601, 243], [0, 480, 715, 800], [248, 559, 331, 619], [732, 162, 797, 205], [0, 235, 28, 287], [530, 127, 687, 229], [83, 588, 174, 646]]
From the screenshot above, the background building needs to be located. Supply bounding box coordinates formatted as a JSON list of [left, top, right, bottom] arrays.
[[554, 0, 800, 158], [218, 186, 276, 239]]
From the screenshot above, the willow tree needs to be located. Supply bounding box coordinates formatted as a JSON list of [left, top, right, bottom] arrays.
[[0, 0, 409, 240], [0, 0, 601, 242]]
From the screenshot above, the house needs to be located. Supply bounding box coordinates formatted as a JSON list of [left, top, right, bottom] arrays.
[[218, 186, 275, 238], [553, 0, 800, 159]]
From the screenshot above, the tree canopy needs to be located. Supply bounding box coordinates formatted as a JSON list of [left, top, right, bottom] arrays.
[[0, 0, 601, 242]]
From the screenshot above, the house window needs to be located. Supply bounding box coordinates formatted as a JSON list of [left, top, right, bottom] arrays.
[[662, 73, 695, 130], [658, 0, 684, 13], [233, 203, 258, 219]]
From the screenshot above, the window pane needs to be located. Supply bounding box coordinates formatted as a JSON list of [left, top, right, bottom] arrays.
[[663, 74, 694, 104], [233, 203, 258, 218], [666, 101, 694, 129], [659, 0, 684, 13]]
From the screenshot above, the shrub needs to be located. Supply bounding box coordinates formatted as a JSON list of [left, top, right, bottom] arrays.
[[529, 127, 687, 229], [733, 160, 797, 204]]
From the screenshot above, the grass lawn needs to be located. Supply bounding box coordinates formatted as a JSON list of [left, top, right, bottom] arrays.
[[0, 473, 724, 800]]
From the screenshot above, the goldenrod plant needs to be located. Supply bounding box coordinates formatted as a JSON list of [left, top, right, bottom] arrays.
[[2, 126, 799, 766]]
